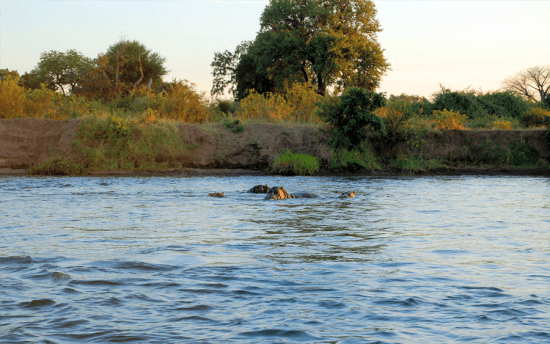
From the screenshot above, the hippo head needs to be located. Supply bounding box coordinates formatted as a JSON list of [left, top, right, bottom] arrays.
[[339, 191, 355, 198], [264, 186, 292, 200], [208, 192, 225, 197], [249, 184, 272, 193]]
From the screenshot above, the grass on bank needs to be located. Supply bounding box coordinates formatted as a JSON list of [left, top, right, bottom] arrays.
[[271, 149, 320, 176], [71, 115, 188, 171]]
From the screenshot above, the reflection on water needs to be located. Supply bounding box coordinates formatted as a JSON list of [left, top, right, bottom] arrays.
[[1, 175, 549, 342]]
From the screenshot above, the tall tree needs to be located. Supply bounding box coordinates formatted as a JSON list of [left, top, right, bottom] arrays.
[[31, 50, 94, 96], [104, 40, 168, 97], [501, 65, 550, 103], [212, 0, 389, 98]]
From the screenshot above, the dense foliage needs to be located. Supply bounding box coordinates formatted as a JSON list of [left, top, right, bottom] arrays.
[[319, 87, 386, 150], [211, 0, 389, 99], [271, 149, 320, 175]]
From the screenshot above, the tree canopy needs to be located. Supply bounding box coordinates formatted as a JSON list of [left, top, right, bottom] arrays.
[[211, 0, 389, 99], [501, 65, 550, 103], [30, 50, 94, 96], [104, 40, 168, 96]]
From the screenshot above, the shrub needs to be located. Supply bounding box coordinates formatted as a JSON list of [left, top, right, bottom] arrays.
[[492, 120, 512, 130], [432, 87, 486, 119], [284, 82, 322, 123], [224, 118, 245, 133], [161, 80, 211, 123], [432, 109, 467, 130], [29, 157, 85, 175], [318, 87, 386, 150], [478, 91, 528, 118], [329, 148, 379, 172], [24, 86, 63, 119], [520, 107, 550, 128], [388, 94, 434, 117], [239, 90, 291, 122], [215, 99, 235, 117], [0, 76, 25, 118], [510, 141, 539, 166], [271, 149, 319, 176]]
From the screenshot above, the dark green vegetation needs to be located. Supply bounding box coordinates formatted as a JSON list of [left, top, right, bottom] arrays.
[[211, 0, 389, 98], [271, 150, 320, 176], [318, 87, 386, 150], [29, 156, 85, 176]]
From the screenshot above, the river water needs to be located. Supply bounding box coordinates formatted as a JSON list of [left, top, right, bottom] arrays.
[[1, 175, 549, 343]]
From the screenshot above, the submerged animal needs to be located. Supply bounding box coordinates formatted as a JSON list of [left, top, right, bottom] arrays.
[[247, 184, 272, 193], [339, 191, 356, 198], [264, 186, 356, 200], [208, 192, 225, 198], [264, 186, 320, 200]]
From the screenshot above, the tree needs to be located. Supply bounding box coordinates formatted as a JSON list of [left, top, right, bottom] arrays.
[[0, 69, 20, 81], [73, 54, 115, 100], [104, 40, 168, 97], [211, 0, 389, 98], [501, 65, 550, 103], [30, 50, 94, 96]]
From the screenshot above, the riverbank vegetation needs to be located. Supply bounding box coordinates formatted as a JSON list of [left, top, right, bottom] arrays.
[[2, 0, 549, 175]]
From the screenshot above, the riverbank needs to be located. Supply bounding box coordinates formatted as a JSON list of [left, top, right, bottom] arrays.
[[0, 118, 549, 176]]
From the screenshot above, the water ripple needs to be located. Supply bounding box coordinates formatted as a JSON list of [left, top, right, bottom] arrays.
[[1, 175, 549, 342]]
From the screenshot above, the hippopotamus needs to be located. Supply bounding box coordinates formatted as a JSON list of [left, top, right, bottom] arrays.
[[247, 184, 272, 193], [264, 186, 355, 200], [339, 191, 356, 198], [208, 192, 225, 197]]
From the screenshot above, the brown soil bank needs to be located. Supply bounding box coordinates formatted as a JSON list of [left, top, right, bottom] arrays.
[[0, 119, 549, 176]]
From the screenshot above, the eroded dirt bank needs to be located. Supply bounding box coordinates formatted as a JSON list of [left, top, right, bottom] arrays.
[[0, 119, 549, 176]]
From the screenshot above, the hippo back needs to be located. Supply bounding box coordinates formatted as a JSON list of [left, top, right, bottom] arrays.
[[291, 192, 320, 199]]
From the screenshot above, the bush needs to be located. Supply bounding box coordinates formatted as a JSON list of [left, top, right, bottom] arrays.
[[29, 157, 85, 175], [388, 94, 434, 117], [224, 118, 245, 133], [0, 76, 25, 118], [329, 147, 379, 172], [319, 87, 386, 150], [160, 80, 211, 123], [432, 109, 467, 130], [239, 90, 291, 122], [520, 107, 550, 128], [284, 83, 322, 123], [492, 120, 512, 130], [510, 141, 539, 166], [271, 149, 319, 176], [432, 87, 531, 120], [432, 87, 486, 119], [216, 99, 235, 115], [478, 91, 528, 118]]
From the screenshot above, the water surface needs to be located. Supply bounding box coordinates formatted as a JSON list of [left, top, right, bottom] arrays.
[[1, 175, 549, 343]]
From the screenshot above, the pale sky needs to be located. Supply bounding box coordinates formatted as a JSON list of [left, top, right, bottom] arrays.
[[1, 1, 549, 99]]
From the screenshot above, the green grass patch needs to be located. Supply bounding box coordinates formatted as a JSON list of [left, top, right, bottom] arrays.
[[329, 147, 380, 172], [271, 149, 319, 176], [387, 153, 445, 173]]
